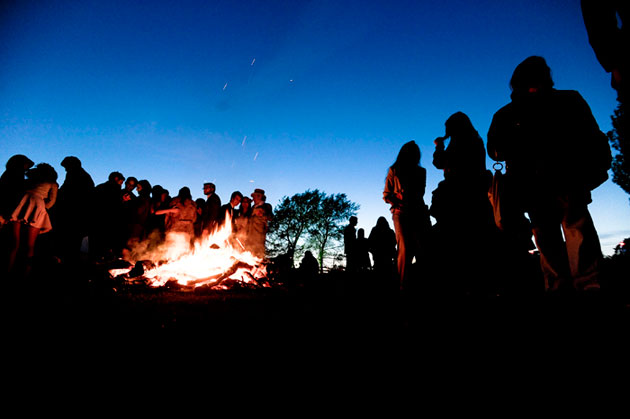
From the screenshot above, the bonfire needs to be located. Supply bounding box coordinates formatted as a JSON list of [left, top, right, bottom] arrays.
[[108, 214, 269, 290]]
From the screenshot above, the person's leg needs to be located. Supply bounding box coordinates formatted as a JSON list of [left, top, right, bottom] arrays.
[[6, 222, 22, 273], [392, 213, 407, 291], [561, 198, 602, 291], [529, 205, 571, 292], [24, 225, 40, 277]]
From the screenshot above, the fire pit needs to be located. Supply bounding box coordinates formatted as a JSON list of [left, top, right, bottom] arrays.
[[109, 214, 270, 291]]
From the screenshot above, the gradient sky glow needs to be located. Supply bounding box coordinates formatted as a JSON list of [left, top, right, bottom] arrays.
[[1, 0, 628, 255]]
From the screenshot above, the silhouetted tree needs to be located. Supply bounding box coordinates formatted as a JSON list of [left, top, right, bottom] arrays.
[[267, 190, 359, 271], [308, 193, 359, 272], [608, 103, 629, 201], [267, 189, 322, 263]]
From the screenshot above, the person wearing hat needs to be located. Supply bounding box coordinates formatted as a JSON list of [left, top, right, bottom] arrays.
[[249, 188, 273, 258], [201, 182, 221, 235]]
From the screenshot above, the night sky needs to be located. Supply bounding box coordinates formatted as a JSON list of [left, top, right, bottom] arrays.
[[1, 0, 628, 254]]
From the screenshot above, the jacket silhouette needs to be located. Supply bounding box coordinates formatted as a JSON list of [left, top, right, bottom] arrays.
[[487, 56, 611, 292]]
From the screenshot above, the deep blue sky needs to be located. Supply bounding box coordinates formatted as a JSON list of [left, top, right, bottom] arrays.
[[1, 0, 628, 254]]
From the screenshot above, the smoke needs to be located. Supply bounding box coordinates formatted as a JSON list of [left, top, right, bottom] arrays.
[[125, 230, 194, 264]]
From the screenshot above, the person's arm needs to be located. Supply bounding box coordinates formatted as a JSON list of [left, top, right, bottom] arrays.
[[487, 109, 511, 162], [432, 136, 448, 169], [383, 168, 403, 208], [45, 183, 59, 209]]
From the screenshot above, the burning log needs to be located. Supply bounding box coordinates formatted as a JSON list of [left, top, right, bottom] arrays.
[[127, 260, 156, 278], [189, 261, 256, 289]]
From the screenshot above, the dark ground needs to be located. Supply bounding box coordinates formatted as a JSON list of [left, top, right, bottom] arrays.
[[4, 253, 629, 353]]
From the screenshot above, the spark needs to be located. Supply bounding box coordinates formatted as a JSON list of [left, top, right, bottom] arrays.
[[253, 152, 259, 161], [223, 82, 228, 91], [242, 135, 247, 146], [289, 79, 294, 83], [251, 58, 256, 66]]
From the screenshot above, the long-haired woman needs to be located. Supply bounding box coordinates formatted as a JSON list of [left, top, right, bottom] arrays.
[[383, 141, 431, 291]]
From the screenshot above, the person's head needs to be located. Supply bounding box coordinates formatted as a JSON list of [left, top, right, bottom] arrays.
[[349, 216, 358, 226], [393, 140, 421, 169], [125, 176, 138, 192], [510, 56, 554, 94], [251, 188, 265, 204], [178, 186, 192, 201], [152, 185, 164, 199], [358, 228, 365, 239], [27, 163, 58, 184], [137, 179, 151, 197], [230, 191, 243, 207], [376, 216, 389, 229], [60, 156, 82, 171], [445, 112, 478, 139], [108, 171, 125, 186], [6, 154, 34, 172], [195, 198, 205, 213], [203, 182, 216, 196], [240, 196, 252, 211]]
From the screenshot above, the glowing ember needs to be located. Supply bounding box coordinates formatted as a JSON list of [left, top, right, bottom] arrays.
[[109, 214, 268, 290]]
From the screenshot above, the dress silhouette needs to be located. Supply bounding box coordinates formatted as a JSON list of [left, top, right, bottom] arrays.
[[6, 163, 58, 276]]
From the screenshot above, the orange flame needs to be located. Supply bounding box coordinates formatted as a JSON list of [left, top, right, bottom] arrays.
[[111, 213, 267, 289]]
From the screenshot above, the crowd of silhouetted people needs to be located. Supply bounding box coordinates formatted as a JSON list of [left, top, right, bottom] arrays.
[[1, 0, 628, 302], [0, 53, 625, 304], [336, 47, 629, 300], [0, 157, 273, 279]]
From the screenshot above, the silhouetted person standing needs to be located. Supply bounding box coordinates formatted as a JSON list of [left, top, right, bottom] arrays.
[[159, 186, 197, 238], [234, 196, 251, 250], [0, 154, 34, 227], [124, 179, 152, 249], [202, 182, 221, 236], [91, 171, 125, 261], [383, 141, 431, 291], [431, 112, 493, 228], [194, 198, 206, 239], [299, 250, 320, 279], [344, 216, 358, 272], [54, 156, 94, 264], [368, 216, 397, 276], [249, 189, 272, 258], [147, 185, 170, 239], [218, 191, 243, 230], [6, 163, 58, 277], [117, 176, 138, 252], [355, 228, 371, 271], [487, 56, 611, 293], [430, 112, 496, 293]]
